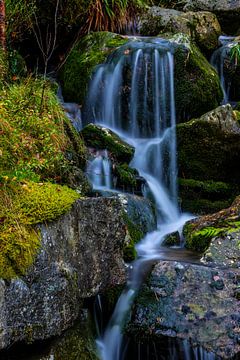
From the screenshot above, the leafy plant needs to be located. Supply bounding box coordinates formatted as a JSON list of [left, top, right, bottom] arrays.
[[230, 43, 240, 66]]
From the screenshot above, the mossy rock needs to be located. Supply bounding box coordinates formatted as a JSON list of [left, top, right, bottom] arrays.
[[59, 32, 128, 104], [177, 111, 240, 183], [0, 181, 79, 279], [179, 178, 237, 215], [81, 123, 134, 163], [122, 211, 144, 262], [115, 163, 138, 190], [119, 194, 156, 262], [174, 38, 223, 121], [184, 196, 240, 253]]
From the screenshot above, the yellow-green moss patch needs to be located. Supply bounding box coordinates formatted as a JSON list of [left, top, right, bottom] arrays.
[[0, 180, 79, 279]]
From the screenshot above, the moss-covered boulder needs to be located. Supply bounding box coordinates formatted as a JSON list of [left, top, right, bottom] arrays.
[[173, 35, 223, 121], [81, 123, 134, 163], [139, 7, 221, 53], [179, 178, 238, 215], [184, 196, 240, 268], [59, 32, 128, 104], [177, 104, 240, 183], [60, 32, 222, 121]]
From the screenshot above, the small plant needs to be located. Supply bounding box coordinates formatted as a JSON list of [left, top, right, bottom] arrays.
[[85, 0, 147, 33], [230, 43, 240, 66]]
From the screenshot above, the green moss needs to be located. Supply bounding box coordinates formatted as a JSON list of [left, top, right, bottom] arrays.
[[122, 212, 144, 262], [179, 178, 236, 214], [0, 181, 79, 279], [81, 123, 134, 163], [115, 163, 137, 188], [177, 120, 240, 183], [59, 32, 128, 104], [174, 42, 222, 121], [0, 48, 9, 84], [0, 77, 87, 185], [184, 221, 240, 253]]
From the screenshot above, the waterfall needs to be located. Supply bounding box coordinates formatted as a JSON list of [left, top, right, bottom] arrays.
[[84, 38, 193, 360], [86, 150, 112, 190], [211, 35, 237, 105]]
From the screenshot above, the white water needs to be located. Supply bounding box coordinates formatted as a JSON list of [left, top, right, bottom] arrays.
[[86, 150, 112, 190], [211, 35, 237, 105], [84, 38, 193, 360]]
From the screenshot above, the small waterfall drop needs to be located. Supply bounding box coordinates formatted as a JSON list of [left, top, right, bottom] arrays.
[[211, 35, 237, 104], [84, 38, 193, 360], [86, 150, 112, 190]]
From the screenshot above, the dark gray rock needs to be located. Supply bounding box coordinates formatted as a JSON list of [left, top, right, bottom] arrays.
[[0, 195, 156, 350], [129, 261, 240, 359]]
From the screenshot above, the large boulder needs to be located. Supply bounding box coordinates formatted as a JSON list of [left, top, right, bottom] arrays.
[[139, 7, 221, 53], [173, 35, 222, 120], [128, 260, 240, 359], [60, 32, 222, 122], [177, 105, 240, 183], [0, 196, 155, 350], [183, 0, 240, 34], [59, 32, 128, 104]]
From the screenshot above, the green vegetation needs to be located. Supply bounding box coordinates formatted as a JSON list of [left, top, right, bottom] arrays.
[[122, 212, 143, 261], [179, 178, 236, 214], [81, 123, 134, 163], [184, 196, 240, 252], [115, 164, 137, 188], [0, 76, 88, 278], [0, 180, 79, 279], [177, 120, 240, 183], [230, 43, 240, 66], [60, 32, 128, 103], [0, 77, 86, 182], [5, 0, 36, 42], [174, 41, 223, 120], [85, 0, 147, 33], [184, 222, 240, 253]]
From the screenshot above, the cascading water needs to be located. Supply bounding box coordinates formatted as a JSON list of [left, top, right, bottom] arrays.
[[211, 35, 237, 104], [86, 150, 112, 190], [84, 38, 193, 360]]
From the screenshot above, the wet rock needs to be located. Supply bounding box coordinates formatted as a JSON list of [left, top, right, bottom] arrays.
[[183, 195, 240, 267], [59, 32, 128, 104], [81, 123, 134, 163], [177, 105, 240, 184], [128, 261, 240, 359], [139, 7, 221, 52], [60, 32, 222, 121]]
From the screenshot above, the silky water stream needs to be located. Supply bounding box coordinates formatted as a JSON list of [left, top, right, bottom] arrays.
[[211, 35, 238, 105], [84, 38, 200, 360]]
